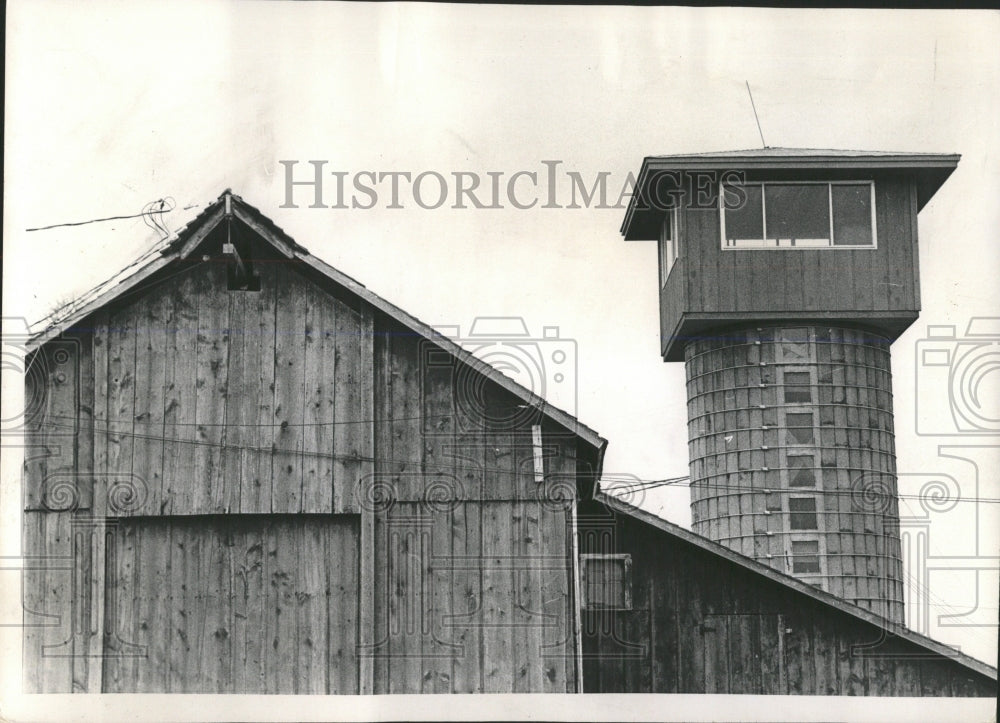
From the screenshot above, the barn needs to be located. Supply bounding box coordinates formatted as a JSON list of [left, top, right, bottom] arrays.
[[578, 490, 996, 695], [21, 190, 606, 694], [21, 190, 996, 695]]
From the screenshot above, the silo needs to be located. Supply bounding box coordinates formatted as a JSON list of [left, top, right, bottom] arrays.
[[619, 148, 961, 624], [685, 324, 902, 622]]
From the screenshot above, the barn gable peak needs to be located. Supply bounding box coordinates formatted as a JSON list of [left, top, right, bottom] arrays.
[[27, 189, 608, 454]]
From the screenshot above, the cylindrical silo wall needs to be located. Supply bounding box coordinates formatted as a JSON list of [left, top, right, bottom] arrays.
[[685, 325, 904, 623]]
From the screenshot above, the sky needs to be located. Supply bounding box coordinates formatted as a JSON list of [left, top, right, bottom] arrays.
[[3, 0, 999, 692]]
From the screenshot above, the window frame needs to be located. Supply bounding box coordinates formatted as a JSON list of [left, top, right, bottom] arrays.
[[785, 452, 818, 489], [658, 208, 680, 288], [719, 180, 878, 250], [579, 553, 633, 611], [788, 496, 820, 531], [790, 537, 824, 576]]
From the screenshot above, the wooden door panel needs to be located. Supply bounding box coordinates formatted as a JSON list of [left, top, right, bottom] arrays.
[[102, 515, 360, 693]]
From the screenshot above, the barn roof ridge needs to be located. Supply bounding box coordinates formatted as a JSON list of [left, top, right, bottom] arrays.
[[595, 490, 998, 682], [27, 190, 608, 455]]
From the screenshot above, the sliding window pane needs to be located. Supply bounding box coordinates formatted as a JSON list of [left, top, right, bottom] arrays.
[[832, 184, 873, 246], [765, 184, 830, 246], [724, 184, 764, 246]]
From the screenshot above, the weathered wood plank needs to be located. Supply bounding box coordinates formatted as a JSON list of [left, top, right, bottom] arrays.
[[22, 511, 73, 692], [41, 339, 80, 510], [105, 306, 136, 515], [241, 266, 278, 514], [193, 262, 231, 513], [207, 528, 230, 691], [813, 615, 840, 695], [420, 346, 457, 692], [71, 520, 96, 693], [271, 265, 307, 514], [481, 500, 514, 692], [22, 351, 50, 511], [886, 180, 913, 309], [380, 327, 423, 502], [909, 182, 921, 310], [161, 268, 200, 516], [872, 182, 894, 311], [335, 302, 373, 512], [651, 546, 680, 693], [104, 520, 139, 692], [242, 522, 267, 691], [74, 333, 96, 510], [333, 516, 361, 694], [426, 507, 455, 693], [131, 293, 168, 516], [273, 515, 297, 692], [383, 506, 416, 693], [802, 251, 822, 311], [370, 325, 393, 693], [677, 556, 704, 693], [297, 519, 325, 693], [183, 525, 206, 691], [784, 248, 804, 311], [511, 495, 541, 692], [357, 308, 376, 693], [136, 517, 169, 692], [540, 434, 575, 693], [301, 292, 335, 512], [222, 290, 249, 513], [450, 501, 484, 693]]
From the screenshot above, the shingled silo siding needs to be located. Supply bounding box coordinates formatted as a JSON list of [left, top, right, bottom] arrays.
[[685, 325, 904, 623]]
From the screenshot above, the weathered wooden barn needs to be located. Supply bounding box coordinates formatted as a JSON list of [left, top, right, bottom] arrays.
[[578, 491, 996, 695], [22, 191, 606, 694], [21, 190, 996, 696]]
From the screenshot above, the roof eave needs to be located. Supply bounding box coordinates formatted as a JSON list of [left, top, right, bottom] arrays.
[[26, 192, 608, 455], [596, 490, 998, 682], [621, 153, 961, 240]]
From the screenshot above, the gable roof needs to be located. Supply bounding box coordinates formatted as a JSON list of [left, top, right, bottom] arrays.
[[595, 489, 998, 682], [27, 190, 608, 456], [621, 147, 961, 240]]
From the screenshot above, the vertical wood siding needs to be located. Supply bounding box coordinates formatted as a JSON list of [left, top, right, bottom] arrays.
[[660, 177, 919, 356], [100, 515, 359, 693], [578, 504, 995, 696], [371, 321, 579, 693], [24, 250, 581, 694], [33, 259, 375, 517]]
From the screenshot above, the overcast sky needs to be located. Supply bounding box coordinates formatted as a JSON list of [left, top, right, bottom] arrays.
[[4, 2, 999, 674]]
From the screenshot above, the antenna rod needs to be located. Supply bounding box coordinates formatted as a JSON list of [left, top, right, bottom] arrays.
[[746, 81, 767, 149]]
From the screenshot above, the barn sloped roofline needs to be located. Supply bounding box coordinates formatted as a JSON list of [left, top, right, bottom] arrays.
[[595, 489, 998, 683], [27, 190, 608, 458]]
